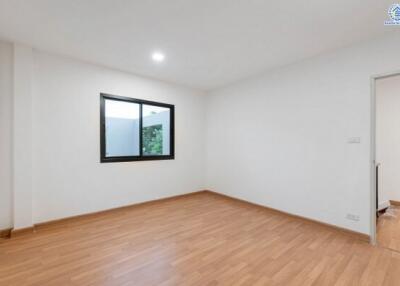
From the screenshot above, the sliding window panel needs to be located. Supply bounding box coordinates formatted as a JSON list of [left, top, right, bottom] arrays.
[[104, 99, 140, 157], [142, 104, 171, 156]]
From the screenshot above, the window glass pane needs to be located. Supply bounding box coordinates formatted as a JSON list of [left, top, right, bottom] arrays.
[[105, 99, 140, 157], [142, 104, 170, 156]]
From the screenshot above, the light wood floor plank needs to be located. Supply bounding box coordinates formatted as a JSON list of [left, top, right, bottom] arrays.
[[1, 192, 400, 285], [377, 205, 400, 253]]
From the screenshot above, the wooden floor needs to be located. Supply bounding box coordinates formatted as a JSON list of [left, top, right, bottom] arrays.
[[377, 205, 400, 252], [1, 192, 400, 286]]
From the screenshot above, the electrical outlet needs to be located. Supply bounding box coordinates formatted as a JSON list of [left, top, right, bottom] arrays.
[[346, 214, 360, 221], [347, 137, 361, 144]]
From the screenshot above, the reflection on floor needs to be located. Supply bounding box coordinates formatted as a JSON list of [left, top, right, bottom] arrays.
[[377, 205, 400, 252]]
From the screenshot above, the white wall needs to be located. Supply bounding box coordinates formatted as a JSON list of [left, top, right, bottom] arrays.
[[206, 32, 400, 235], [0, 43, 206, 228], [25, 51, 205, 224], [13, 44, 34, 229], [0, 41, 13, 229], [4, 31, 400, 235], [376, 74, 400, 207]]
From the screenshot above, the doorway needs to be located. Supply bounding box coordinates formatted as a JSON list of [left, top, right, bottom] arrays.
[[374, 73, 400, 251]]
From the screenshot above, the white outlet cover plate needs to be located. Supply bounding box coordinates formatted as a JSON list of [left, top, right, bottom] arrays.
[[347, 137, 361, 144]]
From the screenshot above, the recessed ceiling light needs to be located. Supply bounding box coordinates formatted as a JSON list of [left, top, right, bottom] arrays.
[[152, 52, 165, 62]]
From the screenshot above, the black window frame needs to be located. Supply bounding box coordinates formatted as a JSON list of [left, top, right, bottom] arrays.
[[100, 93, 175, 163]]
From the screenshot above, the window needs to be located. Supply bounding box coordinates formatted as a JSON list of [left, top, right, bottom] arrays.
[[100, 93, 174, 162]]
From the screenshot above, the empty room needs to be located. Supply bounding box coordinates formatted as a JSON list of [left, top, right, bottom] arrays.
[[1, 1, 400, 285]]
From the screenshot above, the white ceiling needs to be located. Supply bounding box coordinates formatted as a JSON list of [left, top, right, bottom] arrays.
[[0, 0, 395, 91]]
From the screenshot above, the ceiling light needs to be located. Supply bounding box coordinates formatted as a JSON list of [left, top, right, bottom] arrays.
[[152, 52, 165, 62]]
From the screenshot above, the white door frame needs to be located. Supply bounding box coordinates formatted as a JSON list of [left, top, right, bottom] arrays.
[[370, 70, 400, 245]]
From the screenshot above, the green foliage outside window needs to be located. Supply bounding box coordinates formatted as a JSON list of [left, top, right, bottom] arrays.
[[143, 124, 163, 155]]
